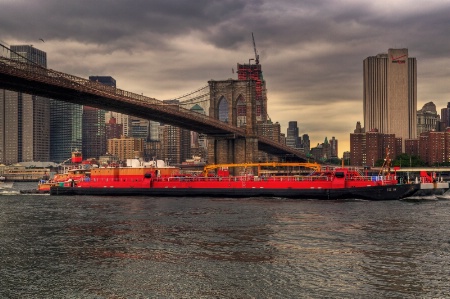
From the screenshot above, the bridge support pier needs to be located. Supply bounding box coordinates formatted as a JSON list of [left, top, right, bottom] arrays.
[[208, 136, 259, 174], [208, 79, 260, 169]]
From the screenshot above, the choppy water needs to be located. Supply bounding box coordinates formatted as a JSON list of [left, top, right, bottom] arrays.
[[1, 183, 450, 298]]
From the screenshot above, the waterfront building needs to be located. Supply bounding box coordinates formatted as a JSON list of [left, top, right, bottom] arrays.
[[417, 102, 440, 136], [405, 139, 419, 156], [107, 136, 144, 161], [363, 48, 417, 151], [350, 123, 400, 166], [0, 45, 50, 164], [50, 100, 82, 163], [350, 131, 366, 166], [350, 122, 365, 165], [418, 130, 450, 165]]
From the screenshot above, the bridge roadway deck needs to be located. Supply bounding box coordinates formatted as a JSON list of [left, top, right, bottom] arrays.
[[0, 57, 307, 160]]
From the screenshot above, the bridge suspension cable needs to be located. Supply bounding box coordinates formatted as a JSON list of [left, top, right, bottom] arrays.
[[170, 85, 209, 101]]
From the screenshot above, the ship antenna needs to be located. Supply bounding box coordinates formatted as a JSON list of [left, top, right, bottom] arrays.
[[378, 147, 391, 177]]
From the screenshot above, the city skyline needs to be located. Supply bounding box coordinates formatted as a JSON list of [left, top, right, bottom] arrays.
[[2, 1, 450, 157]]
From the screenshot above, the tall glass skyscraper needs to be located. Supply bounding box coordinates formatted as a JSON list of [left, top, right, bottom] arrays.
[[286, 121, 301, 149], [50, 100, 82, 163]]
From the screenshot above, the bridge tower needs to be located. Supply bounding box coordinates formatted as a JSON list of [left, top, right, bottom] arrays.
[[207, 79, 259, 165]]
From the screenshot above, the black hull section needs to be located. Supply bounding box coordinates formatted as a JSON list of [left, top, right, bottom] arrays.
[[50, 184, 420, 200]]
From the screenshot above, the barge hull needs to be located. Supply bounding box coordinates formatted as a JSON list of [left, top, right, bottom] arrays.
[[50, 184, 420, 200]]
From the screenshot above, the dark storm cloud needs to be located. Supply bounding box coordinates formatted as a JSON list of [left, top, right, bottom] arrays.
[[1, 0, 249, 50]]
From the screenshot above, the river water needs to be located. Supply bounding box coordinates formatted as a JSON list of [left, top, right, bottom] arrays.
[[1, 183, 450, 298]]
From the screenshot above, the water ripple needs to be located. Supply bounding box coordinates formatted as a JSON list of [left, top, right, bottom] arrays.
[[1, 195, 450, 298]]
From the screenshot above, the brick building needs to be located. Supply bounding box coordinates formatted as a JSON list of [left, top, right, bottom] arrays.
[[107, 136, 144, 161], [350, 126, 401, 166]]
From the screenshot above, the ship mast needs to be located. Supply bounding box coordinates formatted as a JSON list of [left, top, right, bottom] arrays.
[[378, 147, 392, 177]]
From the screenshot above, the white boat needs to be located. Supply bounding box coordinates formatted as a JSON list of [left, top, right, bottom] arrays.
[[0, 181, 14, 189]]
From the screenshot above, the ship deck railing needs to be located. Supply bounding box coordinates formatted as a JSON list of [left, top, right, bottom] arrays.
[[151, 175, 396, 183], [74, 174, 398, 184]]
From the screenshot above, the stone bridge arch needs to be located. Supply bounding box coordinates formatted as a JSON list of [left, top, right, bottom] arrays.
[[207, 79, 258, 165]]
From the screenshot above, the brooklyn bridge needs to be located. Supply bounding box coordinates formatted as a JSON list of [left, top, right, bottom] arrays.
[[0, 51, 309, 163]]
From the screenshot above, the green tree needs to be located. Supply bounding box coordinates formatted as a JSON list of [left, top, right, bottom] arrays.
[[325, 157, 342, 165], [391, 154, 425, 167]]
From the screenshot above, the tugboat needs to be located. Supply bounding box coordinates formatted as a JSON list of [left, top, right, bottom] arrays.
[[35, 150, 85, 193]]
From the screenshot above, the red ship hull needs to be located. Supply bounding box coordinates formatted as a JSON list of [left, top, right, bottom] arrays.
[[48, 165, 421, 200]]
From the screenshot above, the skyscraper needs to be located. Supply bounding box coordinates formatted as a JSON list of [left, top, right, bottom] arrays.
[[0, 45, 50, 164], [330, 136, 338, 158], [82, 106, 106, 159], [363, 48, 417, 151], [441, 102, 450, 128], [286, 121, 300, 149], [417, 102, 439, 136], [50, 100, 82, 163], [82, 76, 116, 159]]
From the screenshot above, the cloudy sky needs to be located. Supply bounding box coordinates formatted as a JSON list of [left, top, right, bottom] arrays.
[[2, 0, 450, 156]]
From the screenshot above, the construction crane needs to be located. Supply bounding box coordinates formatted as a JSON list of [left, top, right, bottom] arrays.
[[252, 32, 259, 65], [203, 162, 321, 177]]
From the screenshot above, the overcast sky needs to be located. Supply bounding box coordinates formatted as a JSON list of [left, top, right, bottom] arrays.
[[2, 0, 450, 156]]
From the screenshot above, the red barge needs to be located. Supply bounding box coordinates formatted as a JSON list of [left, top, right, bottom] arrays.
[[47, 161, 427, 200]]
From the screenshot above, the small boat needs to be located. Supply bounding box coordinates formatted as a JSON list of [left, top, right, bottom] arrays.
[[0, 181, 14, 190]]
